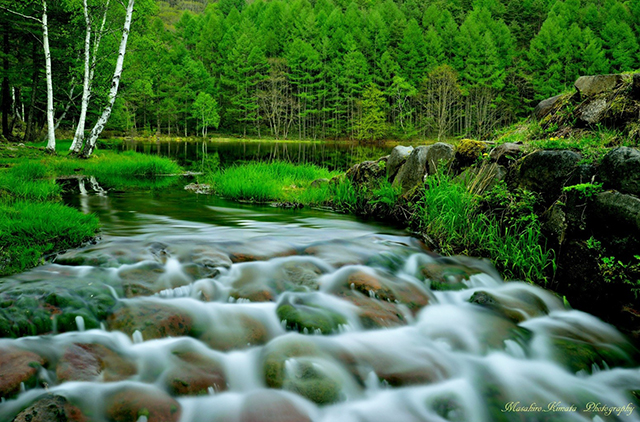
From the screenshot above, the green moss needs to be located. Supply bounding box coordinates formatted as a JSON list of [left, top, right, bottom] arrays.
[[276, 304, 346, 335]]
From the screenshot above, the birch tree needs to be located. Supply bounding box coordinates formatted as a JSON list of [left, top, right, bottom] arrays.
[[81, 0, 134, 158], [0, 0, 56, 152], [69, 0, 110, 154]]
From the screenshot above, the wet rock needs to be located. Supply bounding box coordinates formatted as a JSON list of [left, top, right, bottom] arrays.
[[198, 313, 269, 351], [239, 390, 312, 422], [118, 262, 166, 297], [575, 74, 624, 98], [0, 347, 45, 398], [343, 270, 430, 313], [184, 183, 212, 194], [262, 338, 343, 405], [599, 147, 640, 196], [303, 241, 369, 267], [13, 395, 87, 422], [277, 294, 347, 335], [489, 143, 523, 166], [165, 350, 227, 396], [515, 150, 581, 202], [392, 146, 429, 194], [345, 160, 385, 188], [277, 261, 322, 292], [416, 258, 484, 291], [386, 146, 413, 181], [534, 94, 565, 120], [336, 291, 407, 329], [56, 343, 136, 383], [106, 301, 193, 341], [223, 240, 297, 263], [591, 191, 640, 235], [426, 142, 455, 175], [551, 337, 636, 374], [105, 385, 181, 422], [188, 246, 232, 269], [469, 290, 549, 323], [181, 263, 220, 281]]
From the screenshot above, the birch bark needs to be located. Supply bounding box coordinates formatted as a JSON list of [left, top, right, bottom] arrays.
[[82, 0, 134, 157], [42, 0, 55, 153]]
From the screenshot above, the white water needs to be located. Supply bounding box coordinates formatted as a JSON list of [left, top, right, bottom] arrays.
[[0, 190, 638, 421]]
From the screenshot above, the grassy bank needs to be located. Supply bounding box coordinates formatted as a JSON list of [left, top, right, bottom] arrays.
[[201, 160, 553, 284], [0, 142, 182, 276]]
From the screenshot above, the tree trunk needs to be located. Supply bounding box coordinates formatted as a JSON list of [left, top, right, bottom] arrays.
[[2, 27, 10, 140], [82, 0, 134, 158], [70, 0, 92, 153], [42, 0, 55, 152]]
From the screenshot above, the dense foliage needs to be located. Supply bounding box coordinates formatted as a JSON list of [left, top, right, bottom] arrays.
[[2, 0, 640, 142]]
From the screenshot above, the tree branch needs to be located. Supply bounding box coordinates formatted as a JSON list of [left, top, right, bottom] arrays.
[[0, 6, 43, 23]]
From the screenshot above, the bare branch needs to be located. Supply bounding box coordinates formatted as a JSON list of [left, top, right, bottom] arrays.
[[0, 6, 43, 23]]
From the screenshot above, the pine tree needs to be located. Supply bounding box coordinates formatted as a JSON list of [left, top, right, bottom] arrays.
[[355, 83, 387, 142]]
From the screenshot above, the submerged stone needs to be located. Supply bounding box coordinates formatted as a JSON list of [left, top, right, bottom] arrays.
[[12, 394, 87, 422], [0, 347, 45, 398], [164, 349, 227, 396], [105, 385, 181, 422], [277, 294, 347, 335]]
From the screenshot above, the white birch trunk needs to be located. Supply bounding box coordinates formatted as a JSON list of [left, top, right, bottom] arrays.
[[70, 0, 92, 153], [71, 0, 110, 154], [42, 0, 55, 153], [82, 0, 134, 157]]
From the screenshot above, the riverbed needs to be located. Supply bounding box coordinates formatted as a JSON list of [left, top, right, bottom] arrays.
[[0, 186, 638, 421]]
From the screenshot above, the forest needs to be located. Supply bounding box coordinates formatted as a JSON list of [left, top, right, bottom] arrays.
[[1, 0, 640, 145]]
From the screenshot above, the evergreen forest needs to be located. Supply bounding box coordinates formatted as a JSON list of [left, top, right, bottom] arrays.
[[2, 0, 640, 143]]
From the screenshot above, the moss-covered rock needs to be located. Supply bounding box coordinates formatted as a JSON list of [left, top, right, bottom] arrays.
[[276, 295, 347, 335]]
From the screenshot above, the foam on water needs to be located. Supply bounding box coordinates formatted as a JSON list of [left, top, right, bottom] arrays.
[[1, 190, 639, 422]]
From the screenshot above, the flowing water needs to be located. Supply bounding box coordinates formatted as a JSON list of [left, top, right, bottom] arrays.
[[0, 186, 639, 422]]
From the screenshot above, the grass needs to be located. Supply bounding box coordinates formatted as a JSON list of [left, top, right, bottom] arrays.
[[0, 142, 183, 275], [414, 172, 554, 284], [207, 161, 339, 202]]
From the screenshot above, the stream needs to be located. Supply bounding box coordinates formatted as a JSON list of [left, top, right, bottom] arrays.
[[0, 186, 639, 421]]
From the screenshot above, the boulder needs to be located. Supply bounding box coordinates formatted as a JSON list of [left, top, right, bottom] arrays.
[[239, 391, 312, 422], [575, 74, 624, 98], [489, 143, 523, 166], [454, 139, 486, 169], [105, 385, 181, 422], [106, 301, 194, 341], [165, 350, 227, 396], [392, 146, 429, 193], [345, 160, 385, 188], [276, 294, 347, 335], [56, 343, 136, 383], [599, 147, 640, 196], [386, 146, 413, 181], [515, 150, 581, 201], [0, 347, 45, 398], [534, 94, 565, 120], [13, 395, 87, 422], [426, 142, 455, 175], [579, 98, 608, 124], [591, 191, 640, 235]]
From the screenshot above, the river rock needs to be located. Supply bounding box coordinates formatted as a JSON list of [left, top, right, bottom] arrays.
[[386, 146, 413, 181], [0, 347, 45, 398], [277, 293, 347, 335], [344, 270, 429, 313], [590, 191, 640, 235], [515, 150, 581, 202], [12, 395, 87, 422], [239, 390, 312, 422], [262, 338, 344, 405], [56, 343, 136, 383], [575, 74, 624, 98], [534, 94, 565, 120], [392, 146, 429, 193], [469, 289, 549, 323], [275, 260, 323, 292], [426, 142, 455, 175], [106, 301, 194, 341], [345, 160, 385, 189], [164, 350, 227, 395], [599, 147, 640, 196], [105, 385, 181, 422], [198, 313, 269, 351]]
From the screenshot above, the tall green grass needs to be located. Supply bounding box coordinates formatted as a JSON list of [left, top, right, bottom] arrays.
[[208, 161, 338, 202], [0, 161, 61, 201], [415, 173, 554, 284], [0, 201, 99, 275]]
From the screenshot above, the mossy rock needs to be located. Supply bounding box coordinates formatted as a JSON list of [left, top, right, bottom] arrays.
[[550, 337, 636, 374], [455, 139, 487, 168], [276, 301, 346, 335], [282, 358, 343, 405]]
